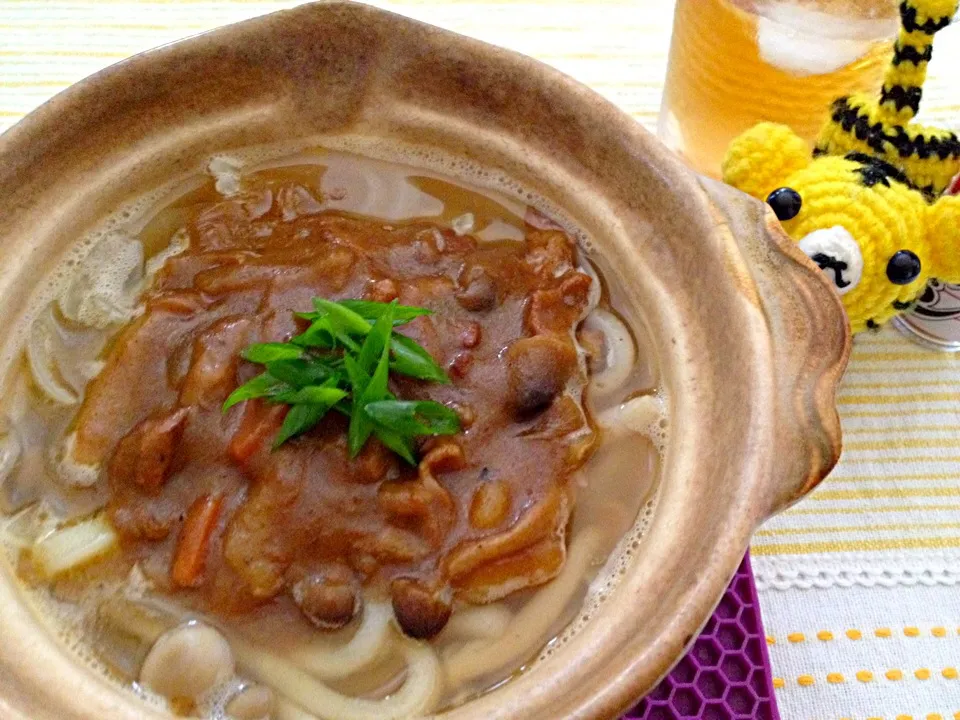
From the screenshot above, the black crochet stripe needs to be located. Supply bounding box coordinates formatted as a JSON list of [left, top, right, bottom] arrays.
[[881, 84, 923, 113], [892, 42, 933, 65], [826, 98, 960, 199], [830, 99, 960, 158], [844, 151, 918, 191], [900, 1, 953, 34], [831, 97, 891, 155], [889, 124, 960, 162]]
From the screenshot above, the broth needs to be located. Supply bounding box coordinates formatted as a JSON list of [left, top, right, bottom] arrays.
[[0, 148, 664, 718]]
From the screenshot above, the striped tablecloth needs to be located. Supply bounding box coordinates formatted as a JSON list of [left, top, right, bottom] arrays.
[[3, 2, 960, 718]]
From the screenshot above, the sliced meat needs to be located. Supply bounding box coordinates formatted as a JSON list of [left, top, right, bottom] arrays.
[[469, 479, 512, 530], [525, 273, 592, 336], [456, 266, 498, 312], [108, 407, 189, 494], [178, 317, 252, 408], [445, 486, 570, 603], [223, 461, 302, 598], [74, 309, 199, 465], [366, 278, 399, 303], [378, 444, 462, 548], [452, 534, 566, 604]]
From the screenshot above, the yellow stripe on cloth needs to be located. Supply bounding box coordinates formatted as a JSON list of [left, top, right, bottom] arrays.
[[755, 522, 960, 537], [752, 536, 960, 556]]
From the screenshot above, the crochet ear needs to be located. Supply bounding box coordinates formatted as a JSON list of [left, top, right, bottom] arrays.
[[927, 194, 960, 282], [722, 123, 812, 201]]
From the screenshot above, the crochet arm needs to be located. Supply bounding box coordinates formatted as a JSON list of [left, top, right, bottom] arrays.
[[878, 0, 959, 125]]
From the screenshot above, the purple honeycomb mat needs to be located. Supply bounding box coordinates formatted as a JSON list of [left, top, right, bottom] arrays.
[[624, 553, 779, 720]]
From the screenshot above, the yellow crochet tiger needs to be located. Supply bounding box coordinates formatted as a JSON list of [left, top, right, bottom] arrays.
[[722, 0, 960, 334]]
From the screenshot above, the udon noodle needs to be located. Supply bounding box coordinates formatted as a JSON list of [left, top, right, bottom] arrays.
[[0, 145, 665, 718]]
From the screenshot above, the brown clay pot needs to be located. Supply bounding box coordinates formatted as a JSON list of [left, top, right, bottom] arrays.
[[0, 3, 849, 719]]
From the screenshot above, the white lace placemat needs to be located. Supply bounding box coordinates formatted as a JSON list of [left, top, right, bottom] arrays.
[[3, 2, 960, 718]]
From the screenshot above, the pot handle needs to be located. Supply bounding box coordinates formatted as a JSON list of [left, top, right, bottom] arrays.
[[700, 177, 851, 518]]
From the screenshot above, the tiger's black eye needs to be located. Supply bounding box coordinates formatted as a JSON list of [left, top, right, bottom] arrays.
[[886, 250, 922, 285], [766, 187, 802, 222]]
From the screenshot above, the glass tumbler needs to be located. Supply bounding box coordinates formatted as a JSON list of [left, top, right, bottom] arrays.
[[658, 0, 900, 179]]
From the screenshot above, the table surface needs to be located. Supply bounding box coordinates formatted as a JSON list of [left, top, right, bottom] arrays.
[[4, 2, 960, 719]]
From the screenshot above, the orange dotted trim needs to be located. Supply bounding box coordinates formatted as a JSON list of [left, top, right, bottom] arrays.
[[782, 667, 957, 688], [768, 625, 957, 643], [849, 715, 950, 720]]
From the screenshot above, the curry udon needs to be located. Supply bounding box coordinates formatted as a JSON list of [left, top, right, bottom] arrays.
[[0, 147, 664, 719]]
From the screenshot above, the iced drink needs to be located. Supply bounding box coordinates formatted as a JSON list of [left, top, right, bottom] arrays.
[[659, 0, 899, 178]]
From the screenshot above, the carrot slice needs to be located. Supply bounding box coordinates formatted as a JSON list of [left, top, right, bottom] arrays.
[[228, 399, 286, 464], [171, 493, 224, 588]]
